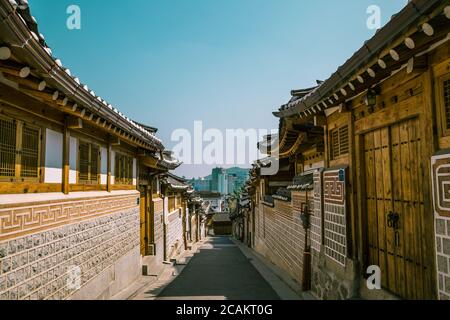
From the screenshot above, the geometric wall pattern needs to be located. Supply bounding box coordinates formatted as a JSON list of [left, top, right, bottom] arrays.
[[323, 168, 347, 266], [431, 153, 450, 300], [311, 169, 323, 254], [0, 193, 138, 242]]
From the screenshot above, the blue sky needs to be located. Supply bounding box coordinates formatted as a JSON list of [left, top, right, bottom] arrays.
[[29, 0, 407, 178]]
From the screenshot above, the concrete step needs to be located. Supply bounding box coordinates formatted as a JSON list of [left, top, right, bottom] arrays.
[[142, 255, 165, 277]]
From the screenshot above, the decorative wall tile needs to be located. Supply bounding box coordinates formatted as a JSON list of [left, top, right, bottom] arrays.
[[432, 153, 450, 300], [323, 168, 347, 266]]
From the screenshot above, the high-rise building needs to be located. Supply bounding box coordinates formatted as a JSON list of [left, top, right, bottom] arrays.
[[228, 174, 237, 194], [211, 167, 224, 192], [218, 171, 228, 195], [191, 167, 250, 195]]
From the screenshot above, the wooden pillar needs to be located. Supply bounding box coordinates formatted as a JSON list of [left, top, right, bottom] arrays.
[[107, 143, 112, 192], [62, 119, 70, 195]]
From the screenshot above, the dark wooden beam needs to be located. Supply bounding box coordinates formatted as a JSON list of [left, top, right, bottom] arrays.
[[67, 117, 83, 129]]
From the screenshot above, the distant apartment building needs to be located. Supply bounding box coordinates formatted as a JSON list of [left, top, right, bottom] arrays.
[[191, 167, 250, 195], [228, 174, 237, 194], [190, 178, 211, 192]]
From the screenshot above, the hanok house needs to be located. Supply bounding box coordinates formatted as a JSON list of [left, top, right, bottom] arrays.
[[159, 173, 193, 262], [246, 0, 450, 300], [187, 194, 208, 244], [0, 0, 182, 300]]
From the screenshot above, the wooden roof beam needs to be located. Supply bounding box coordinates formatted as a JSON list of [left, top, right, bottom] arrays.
[[3, 73, 46, 91]]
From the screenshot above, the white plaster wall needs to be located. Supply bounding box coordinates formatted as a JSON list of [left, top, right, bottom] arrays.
[[132, 158, 137, 186], [164, 196, 169, 223], [69, 137, 77, 184], [44, 129, 63, 184], [111, 150, 115, 184], [100, 147, 107, 185]]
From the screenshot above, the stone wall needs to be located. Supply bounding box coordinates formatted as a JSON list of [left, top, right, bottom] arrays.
[[311, 170, 323, 254], [310, 250, 354, 300], [166, 209, 183, 259], [152, 198, 164, 262], [309, 168, 353, 300], [253, 168, 354, 300], [0, 191, 140, 300], [323, 168, 347, 267], [254, 199, 305, 285], [431, 153, 450, 300]]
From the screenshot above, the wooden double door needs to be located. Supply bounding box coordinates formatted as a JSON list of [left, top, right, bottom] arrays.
[[363, 117, 433, 299]]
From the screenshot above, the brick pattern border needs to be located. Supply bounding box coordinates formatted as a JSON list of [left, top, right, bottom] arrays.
[[431, 153, 450, 300], [311, 170, 323, 253], [0, 194, 138, 242], [323, 169, 347, 266]]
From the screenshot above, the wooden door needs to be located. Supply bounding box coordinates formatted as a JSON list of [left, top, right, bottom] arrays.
[[364, 118, 431, 299]]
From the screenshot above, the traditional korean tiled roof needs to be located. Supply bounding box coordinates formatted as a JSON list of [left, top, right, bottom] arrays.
[[161, 172, 192, 191], [287, 173, 314, 191], [154, 151, 182, 170], [0, 0, 164, 150], [275, 0, 450, 119]]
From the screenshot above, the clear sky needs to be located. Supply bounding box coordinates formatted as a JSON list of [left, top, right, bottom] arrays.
[[29, 0, 407, 178]]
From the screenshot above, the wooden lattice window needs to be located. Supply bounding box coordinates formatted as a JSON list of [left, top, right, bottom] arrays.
[[443, 78, 450, 130], [78, 141, 100, 184], [115, 152, 133, 185], [436, 71, 450, 138], [330, 125, 349, 160], [0, 115, 40, 181]]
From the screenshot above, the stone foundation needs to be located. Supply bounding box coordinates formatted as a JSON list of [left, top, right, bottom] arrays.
[[0, 191, 140, 300], [310, 250, 356, 300]]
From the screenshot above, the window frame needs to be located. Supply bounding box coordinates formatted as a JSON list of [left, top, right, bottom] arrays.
[[0, 114, 42, 183], [329, 125, 349, 160], [114, 151, 134, 185], [437, 72, 450, 138], [77, 139, 100, 185]]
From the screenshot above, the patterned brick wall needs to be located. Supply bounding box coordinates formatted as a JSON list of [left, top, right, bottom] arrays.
[[311, 170, 323, 254], [431, 153, 450, 300], [255, 199, 305, 283], [0, 193, 140, 300], [153, 199, 164, 244], [167, 209, 183, 259], [323, 169, 347, 266], [190, 215, 197, 242]]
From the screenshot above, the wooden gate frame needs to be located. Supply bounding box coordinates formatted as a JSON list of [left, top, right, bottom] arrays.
[[353, 70, 437, 299]]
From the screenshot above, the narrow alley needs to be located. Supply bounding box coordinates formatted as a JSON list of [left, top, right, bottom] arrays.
[[1, 0, 450, 304], [122, 237, 302, 301]]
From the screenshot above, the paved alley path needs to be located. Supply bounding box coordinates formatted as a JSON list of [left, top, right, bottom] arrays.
[[156, 237, 280, 300]]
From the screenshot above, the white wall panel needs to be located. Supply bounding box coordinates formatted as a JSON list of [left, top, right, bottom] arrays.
[[44, 129, 63, 184]]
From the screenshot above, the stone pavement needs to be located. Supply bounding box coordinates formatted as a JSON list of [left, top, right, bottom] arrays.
[[122, 236, 303, 300]]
